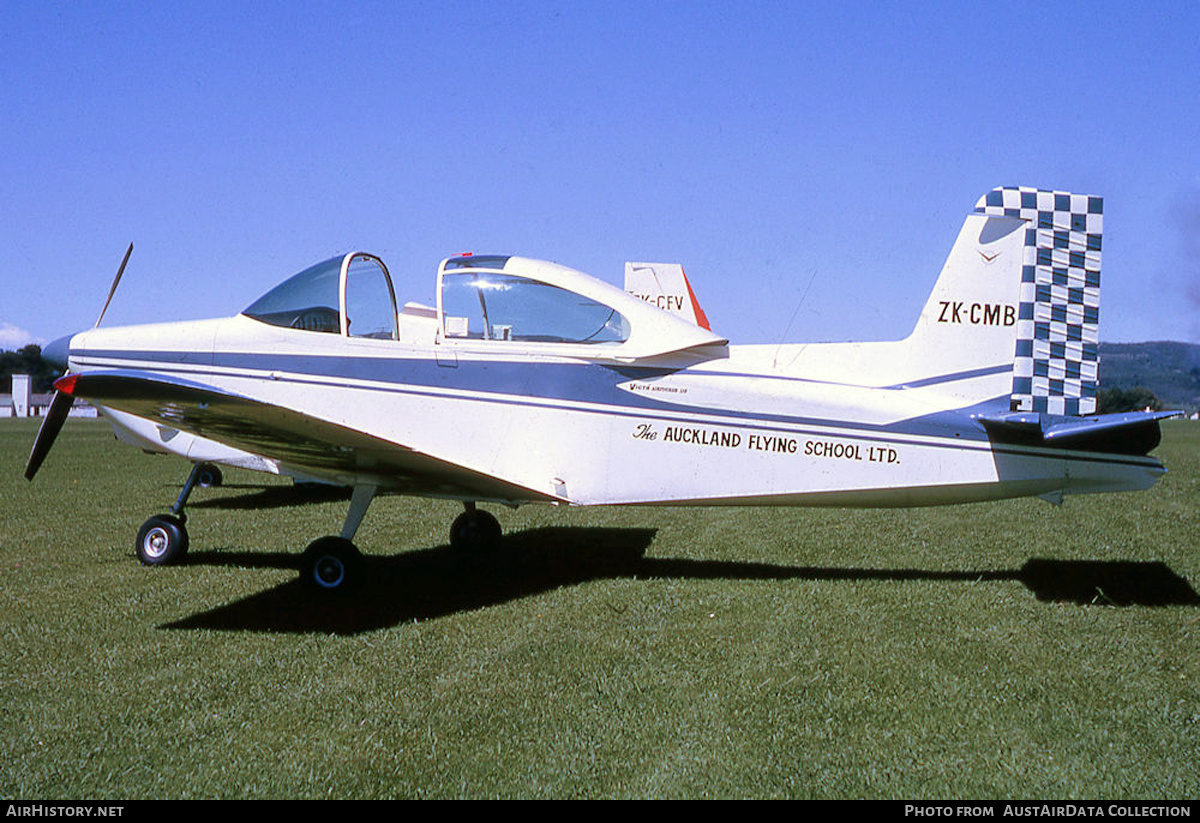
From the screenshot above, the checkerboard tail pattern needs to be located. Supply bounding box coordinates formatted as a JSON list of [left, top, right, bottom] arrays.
[[974, 187, 1102, 416]]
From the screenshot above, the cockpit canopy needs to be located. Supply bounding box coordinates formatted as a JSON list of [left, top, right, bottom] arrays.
[[440, 266, 630, 344], [243, 252, 726, 359]]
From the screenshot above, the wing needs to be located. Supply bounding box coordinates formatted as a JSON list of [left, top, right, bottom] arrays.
[[57, 370, 563, 504]]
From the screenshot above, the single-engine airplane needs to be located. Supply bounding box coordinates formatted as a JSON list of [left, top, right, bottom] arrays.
[[26, 187, 1177, 593]]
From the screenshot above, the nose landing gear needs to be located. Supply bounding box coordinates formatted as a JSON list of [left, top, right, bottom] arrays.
[[134, 461, 220, 566]]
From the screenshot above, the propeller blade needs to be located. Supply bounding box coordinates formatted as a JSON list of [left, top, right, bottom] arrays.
[[95, 242, 133, 328], [24, 389, 75, 480]]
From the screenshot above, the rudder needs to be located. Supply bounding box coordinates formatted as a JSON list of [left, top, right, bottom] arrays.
[[973, 187, 1103, 415]]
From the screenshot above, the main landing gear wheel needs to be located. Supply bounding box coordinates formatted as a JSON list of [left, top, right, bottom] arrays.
[[195, 463, 223, 488], [449, 509, 502, 554], [136, 514, 189, 566], [301, 536, 364, 594]]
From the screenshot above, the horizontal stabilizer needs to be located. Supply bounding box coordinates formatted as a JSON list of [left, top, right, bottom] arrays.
[[978, 409, 1181, 456]]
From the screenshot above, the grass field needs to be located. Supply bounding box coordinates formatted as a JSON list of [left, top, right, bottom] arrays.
[[1, 418, 1197, 799]]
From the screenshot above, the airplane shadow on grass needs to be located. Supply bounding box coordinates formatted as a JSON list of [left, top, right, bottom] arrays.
[[160, 526, 1200, 635]]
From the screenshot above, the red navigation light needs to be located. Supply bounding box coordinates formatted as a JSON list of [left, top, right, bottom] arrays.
[[53, 373, 80, 395]]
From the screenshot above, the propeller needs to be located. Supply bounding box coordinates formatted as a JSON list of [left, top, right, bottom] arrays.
[[95, 242, 133, 328], [24, 244, 133, 481]]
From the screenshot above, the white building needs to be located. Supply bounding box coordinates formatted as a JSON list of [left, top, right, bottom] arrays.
[[1, 374, 96, 418]]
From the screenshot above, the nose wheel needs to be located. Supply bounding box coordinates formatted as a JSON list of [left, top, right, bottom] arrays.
[[136, 514, 189, 566]]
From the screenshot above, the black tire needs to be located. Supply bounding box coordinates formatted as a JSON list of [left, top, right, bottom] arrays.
[[301, 536, 363, 593], [449, 509, 502, 554], [196, 463, 223, 488], [136, 515, 189, 566]]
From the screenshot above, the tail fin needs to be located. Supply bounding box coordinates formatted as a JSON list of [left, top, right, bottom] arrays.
[[624, 262, 712, 330], [906, 187, 1102, 415]]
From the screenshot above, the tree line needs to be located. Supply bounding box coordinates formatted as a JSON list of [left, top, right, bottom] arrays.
[[1097, 385, 1164, 414], [1, 345, 60, 393]]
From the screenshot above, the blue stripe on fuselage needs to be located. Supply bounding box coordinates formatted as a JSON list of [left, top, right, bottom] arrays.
[[77, 348, 1000, 443]]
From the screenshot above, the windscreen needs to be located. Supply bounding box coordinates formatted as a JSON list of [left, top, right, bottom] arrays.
[[243, 256, 342, 333]]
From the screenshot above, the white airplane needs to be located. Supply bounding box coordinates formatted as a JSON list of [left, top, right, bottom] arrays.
[[26, 186, 1177, 593]]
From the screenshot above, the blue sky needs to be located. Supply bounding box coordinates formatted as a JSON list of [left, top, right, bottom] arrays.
[[2, 1, 1198, 350]]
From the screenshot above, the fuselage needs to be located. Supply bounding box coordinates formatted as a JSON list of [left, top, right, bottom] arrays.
[[61, 310, 1166, 508]]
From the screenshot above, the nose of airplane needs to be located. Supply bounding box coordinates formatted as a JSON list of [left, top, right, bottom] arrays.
[[41, 333, 74, 370]]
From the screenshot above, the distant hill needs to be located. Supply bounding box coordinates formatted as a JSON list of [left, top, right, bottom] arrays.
[[1099, 341, 1200, 411]]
